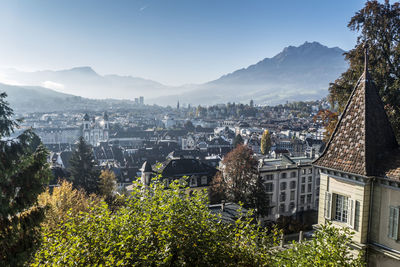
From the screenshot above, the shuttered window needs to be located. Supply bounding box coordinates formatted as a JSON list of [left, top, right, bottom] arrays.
[[347, 199, 355, 229], [324, 192, 332, 219], [388, 206, 400, 240]]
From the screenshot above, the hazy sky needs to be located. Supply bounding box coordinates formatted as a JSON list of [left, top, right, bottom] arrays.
[[0, 0, 366, 86]]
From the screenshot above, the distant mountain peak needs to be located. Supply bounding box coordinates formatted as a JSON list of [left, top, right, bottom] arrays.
[[64, 66, 98, 76]]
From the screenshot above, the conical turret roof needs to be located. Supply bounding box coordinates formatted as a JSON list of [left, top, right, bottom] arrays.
[[314, 49, 398, 177]]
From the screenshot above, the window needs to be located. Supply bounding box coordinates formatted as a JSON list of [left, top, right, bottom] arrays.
[[201, 176, 208, 185], [290, 191, 295, 201], [265, 174, 274, 180], [301, 177, 306, 183], [280, 182, 287, 191], [302, 169, 306, 175], [307, 184, 312, 192], [290, 171, 296, 178], [279, 204, 285, 213], [316, 178, 320, 186], [307, 194, 312, 204], [334, 194, 348, 222], [266, 194, 273, 206], [281, 172, 287, 179], [265, 183, 274, 192], [389, 206, 400, 240], [300, 195, 305, 204], [289, 202, 295, 211], [190, 176, 198, 187], [308, 168, 313, 174], [308, 176, 312, 183], [290, 181, 296, 189], [301, 184, 305, 193], [280, 192, 286, 202]]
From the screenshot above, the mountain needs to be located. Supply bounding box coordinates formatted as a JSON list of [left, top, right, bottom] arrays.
[[0, 41, 347, 108], [0, 66, 181, 100], [150, 41, 347, 105], [0, 83, 138, 113]]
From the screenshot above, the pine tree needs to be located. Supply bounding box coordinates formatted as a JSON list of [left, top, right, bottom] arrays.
[[68, 137, 100, 194], [0, 92, 51, 265], [260, 130, 271, 155]]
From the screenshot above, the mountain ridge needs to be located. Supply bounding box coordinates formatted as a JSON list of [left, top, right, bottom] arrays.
[[0, 41, 347, 109]]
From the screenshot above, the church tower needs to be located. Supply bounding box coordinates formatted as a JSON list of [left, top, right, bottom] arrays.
[[83, 113, 90, 143], [103, 111, 109, 141]]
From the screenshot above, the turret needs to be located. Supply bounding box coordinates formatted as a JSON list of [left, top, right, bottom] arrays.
[[140, 161, 153, 186]]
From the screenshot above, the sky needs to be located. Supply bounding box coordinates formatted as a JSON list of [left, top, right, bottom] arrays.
[[0, 0, 367, 86]]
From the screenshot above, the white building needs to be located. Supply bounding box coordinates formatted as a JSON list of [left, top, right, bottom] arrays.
[[258, 155, 320, 221], [82, 112, 109, 146]]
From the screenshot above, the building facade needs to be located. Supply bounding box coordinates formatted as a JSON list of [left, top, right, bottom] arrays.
[[82, 112, 109, 146], [314, 54, 400, 266], [259, 155, 320, 221]]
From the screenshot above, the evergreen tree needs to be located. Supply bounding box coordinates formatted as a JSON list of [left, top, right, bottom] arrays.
[[328, 0, 400, 140], [68, 137, 99, 194], [260, 130, 271, 155], [233, 134, 244, 147], [0, 92, 51, 265]]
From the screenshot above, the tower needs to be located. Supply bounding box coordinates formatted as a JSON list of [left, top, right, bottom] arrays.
[[314, 47, 400, 265], [83, 113, 90, 143], [103, 111, 109, 141], [140, 161, 153, 186]]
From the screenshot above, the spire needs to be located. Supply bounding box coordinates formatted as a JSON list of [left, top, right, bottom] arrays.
[[364, 43, 368, 75], [314, 49, 398, 176], [83, 113, 90, 121]]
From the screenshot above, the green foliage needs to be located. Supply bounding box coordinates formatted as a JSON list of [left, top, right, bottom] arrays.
[[273, 223, 365, 266], [260, 130, 271, 155], [32, 179, 277, 266], [38, 180, 101, 232], [329, 0, 400, 140], [99, 170, 117, 203], [0, 92, 51, 266], [68, 136, 100, 194]]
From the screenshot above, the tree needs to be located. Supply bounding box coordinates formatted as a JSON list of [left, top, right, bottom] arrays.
[[99, 169, 117, 202], [233, 134, 244, 147], [210, 145, 268, 216], [313, 109, 339, 142], [68, 136, 99, 194], [0, 92, 51, 266], [38, 180, 100, 232], [329, 0, 400, 140], [33, 179, 277, 266], [32, 179, 365, 266], [273, 222, 364, 266], [260, 130, 271, 155], [183, 120, 195, 132]]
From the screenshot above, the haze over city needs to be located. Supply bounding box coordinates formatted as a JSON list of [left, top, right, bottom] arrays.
[[0, 0, 362, 87], [3, 1, 400, 266]]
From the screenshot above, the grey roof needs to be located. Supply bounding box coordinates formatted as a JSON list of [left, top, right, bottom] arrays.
[[140, 161, 153, 173]]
